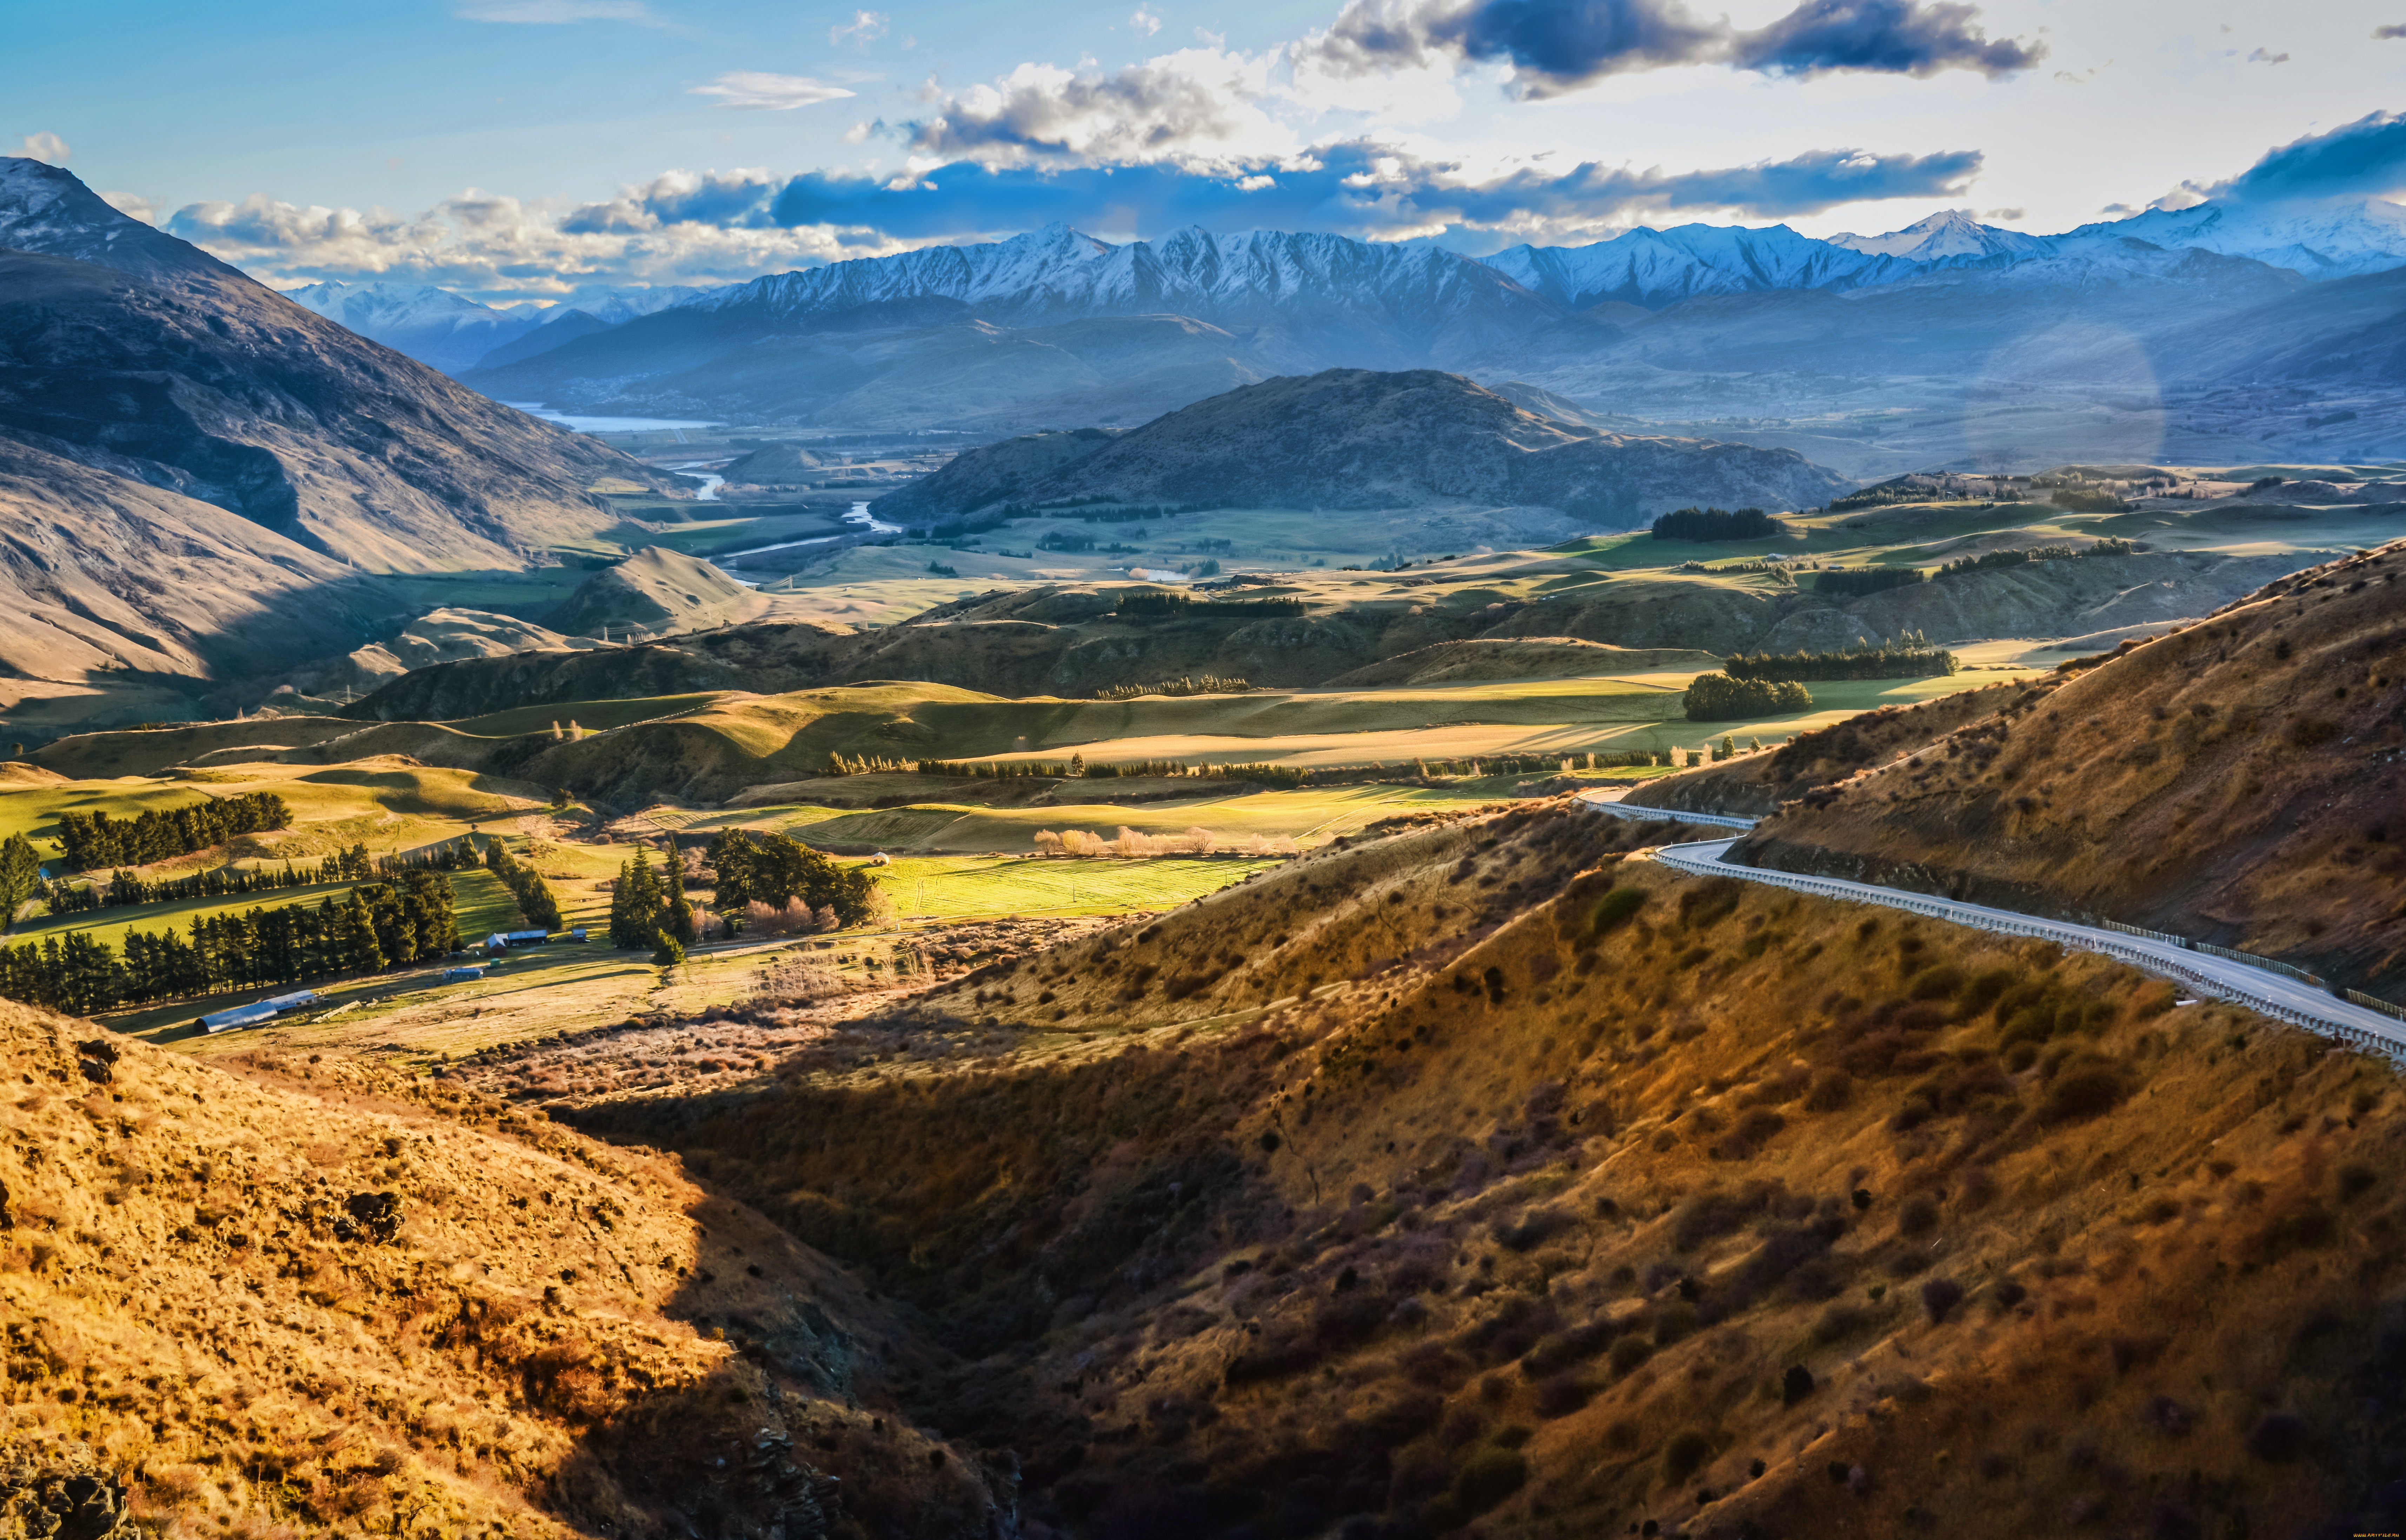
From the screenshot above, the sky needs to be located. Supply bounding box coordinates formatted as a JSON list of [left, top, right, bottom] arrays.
[[7, 0, 2406, 302]]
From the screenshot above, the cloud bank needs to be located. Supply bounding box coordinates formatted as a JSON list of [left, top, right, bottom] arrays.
[[1302, 0, 2042, 96], [2212, 112, 2406, 204]]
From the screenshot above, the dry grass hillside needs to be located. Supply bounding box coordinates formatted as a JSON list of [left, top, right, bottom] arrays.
[[1736, 541, 2406, 999], [1625, 679, 2061, 817], [562, 798, 2406, 1540], [0, 1002, 1012, 1538]]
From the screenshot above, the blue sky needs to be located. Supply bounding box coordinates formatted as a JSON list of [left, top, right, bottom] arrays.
[[8, 0, 2404, 300]]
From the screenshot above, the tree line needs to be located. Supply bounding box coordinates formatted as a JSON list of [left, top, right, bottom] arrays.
[[1685, 675, 1815, 721], [1936, 537, 2134, 578], [1724, 640, 1959, 681], [0, 871, 461, 1016], [38, 839, 478, 919], [1113, 591, 1305, 618], [483, 839, 564, 931], [1651, 506, 1785, 542], [54, 792, 292, 872]]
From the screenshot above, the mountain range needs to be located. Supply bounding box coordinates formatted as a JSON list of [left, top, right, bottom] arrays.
[[0, 156, 668, 713], [391, 195, 2406, 466]]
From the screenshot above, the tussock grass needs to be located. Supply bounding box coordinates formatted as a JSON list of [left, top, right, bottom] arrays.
[[577, 796, 2406, 1539]]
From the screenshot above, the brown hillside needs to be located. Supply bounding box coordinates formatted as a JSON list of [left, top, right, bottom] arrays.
[[0, 1002, 1007, 1536], [1735, 541, 2406, 998], [1625, 678, 2060, 817], [556, 799, 2406, 1539]]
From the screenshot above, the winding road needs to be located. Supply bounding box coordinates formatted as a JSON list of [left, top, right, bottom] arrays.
[[1576, 793, 2406, 1058]]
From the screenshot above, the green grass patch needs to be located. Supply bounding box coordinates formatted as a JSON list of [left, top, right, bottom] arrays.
[[875, 854, 1281, 920]]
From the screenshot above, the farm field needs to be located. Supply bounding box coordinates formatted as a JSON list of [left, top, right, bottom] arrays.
[[0, 761, 555, 852], [675, 778, 1583, 853]]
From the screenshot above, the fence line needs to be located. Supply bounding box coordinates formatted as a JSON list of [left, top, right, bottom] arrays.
[[2349, 989, 2406, 1025]]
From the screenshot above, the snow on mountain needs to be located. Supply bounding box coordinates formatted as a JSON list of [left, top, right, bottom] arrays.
[[546, 284, 722, 325], [0, 154, 229, 281], [2053, 196, 2406, 279], [1480, 223, 1913, 310], [1826, 208, 2050, 263], [283, 280, 540, 374], [685, 222, 1551, 352]]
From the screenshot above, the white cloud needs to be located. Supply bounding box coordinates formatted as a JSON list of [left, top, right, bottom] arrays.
[[165, 181, 886, 300], [456, 0, 657, 21], [831, 9, 888, 47], [691, 72, 858, 109], [908, 47, 1291, 167], [16, 131, 69, 164], [99, 190, 161, 224], [1129, 7, 1162, 35]]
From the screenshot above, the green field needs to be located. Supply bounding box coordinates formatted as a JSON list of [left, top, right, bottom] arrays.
[[879, 854, 1280, 920]]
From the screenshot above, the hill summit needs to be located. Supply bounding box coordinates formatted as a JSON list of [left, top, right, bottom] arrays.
[[876, 369, 1848, 525]]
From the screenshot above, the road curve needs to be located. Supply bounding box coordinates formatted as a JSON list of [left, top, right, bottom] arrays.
[[1577, 792, 2406, 1059]]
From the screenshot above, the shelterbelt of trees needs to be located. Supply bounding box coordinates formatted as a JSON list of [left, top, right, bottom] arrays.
[[0, 871, 460, 1015], [53, 792, 291, 871]]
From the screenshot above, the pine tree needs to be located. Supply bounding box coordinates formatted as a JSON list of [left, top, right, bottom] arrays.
[[0, 832, 40, 928], [665, 885, 696, 946], [651, 930, 685, 968], [340, 891, 384, 973]]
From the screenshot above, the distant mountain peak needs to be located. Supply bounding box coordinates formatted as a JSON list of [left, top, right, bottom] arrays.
[[1826, 208, 2048, 262]]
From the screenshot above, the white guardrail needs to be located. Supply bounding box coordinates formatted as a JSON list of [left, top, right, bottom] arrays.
[[1577, 794, 2406, 1060]]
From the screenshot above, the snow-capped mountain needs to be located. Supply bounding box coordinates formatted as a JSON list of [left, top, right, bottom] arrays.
[[284, 281, 541, 374], [687, 222, 1551, 348], [2053, 195, 2406, 279], [1825, 208, 2051, 263], [1482, 223, 1912, 310]]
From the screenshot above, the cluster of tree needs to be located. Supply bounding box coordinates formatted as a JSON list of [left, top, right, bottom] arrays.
[[1112, 591, 1305, 619], [1813, 566, 1926, 597], [1684, 673, 1815, 721], [1827, 480, 2005, 512], [1936, 537, 2135, 578], [373, 839, 483, 876], [704, 829, 874, 930], [1038, 530, 1097, 552], [915, 758, 1065, 781], [54, 792, 292, 872], [483, 840, 564, 931], [606, 846, 695, 951], [1724, 639, 1959, 681], [823, 753, 916, 776], [2047, 488, 2131, 513], [0, 872, 459, 1015], [1094, 674, 1252, 701], [1650, 506, 1786, 542], [0, 833, 40, 924]]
